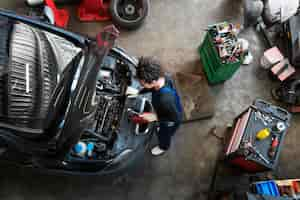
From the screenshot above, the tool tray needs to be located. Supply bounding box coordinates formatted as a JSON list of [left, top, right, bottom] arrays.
[[225, 99, 291, 172]]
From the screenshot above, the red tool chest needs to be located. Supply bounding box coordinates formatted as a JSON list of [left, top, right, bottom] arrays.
[[225, 100, 291, 172]]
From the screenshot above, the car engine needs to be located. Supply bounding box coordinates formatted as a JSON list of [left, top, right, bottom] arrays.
[[95, 56, 130, 139], [0, 18, 142, 161], [45, 26, 134, 155], [71, 55, 133, 160], [0, 12, 158, 174]]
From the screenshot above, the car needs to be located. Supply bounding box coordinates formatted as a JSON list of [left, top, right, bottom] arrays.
[[0, 9, 156, 175]]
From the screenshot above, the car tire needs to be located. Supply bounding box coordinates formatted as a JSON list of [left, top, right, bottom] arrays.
[[110, 0, 149, 30]]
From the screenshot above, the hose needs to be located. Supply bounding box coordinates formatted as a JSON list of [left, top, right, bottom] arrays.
[[285, 79, 300, 104], [84, 129, 110, 142]]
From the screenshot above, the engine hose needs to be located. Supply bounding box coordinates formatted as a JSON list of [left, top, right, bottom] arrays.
[[84, 129, 110, 142], [285, 79, 300, 104], [290, 79, 300, 92]]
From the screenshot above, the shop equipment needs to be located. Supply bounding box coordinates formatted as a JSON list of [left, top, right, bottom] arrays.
[[225, 99, 291, 172], [26, 0, 70, 27], [78, 0, 111, 21], [77, 0, 149, 30], [198, 22, 244, 84], [27, 0, 149, 30], [243, 0, 300, 67], [44, 0, 69, 27], [253, 179, 300, 199]]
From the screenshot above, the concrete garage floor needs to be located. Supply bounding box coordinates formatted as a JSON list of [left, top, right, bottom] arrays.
[[0, 0, 300, 200]]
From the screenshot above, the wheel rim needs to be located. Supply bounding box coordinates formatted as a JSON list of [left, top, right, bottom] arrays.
[[125, 4, 135, 15], [115, 0, 146, 23]]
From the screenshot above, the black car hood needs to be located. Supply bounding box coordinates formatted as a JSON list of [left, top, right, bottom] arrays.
[[0, 9, 88, 47], [44, 28, 119, 157], [0, 9, 119, 157]]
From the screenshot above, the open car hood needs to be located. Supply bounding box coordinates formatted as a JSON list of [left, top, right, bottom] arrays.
[[0, 9, 119, 157], [52, 26, 120, 157]]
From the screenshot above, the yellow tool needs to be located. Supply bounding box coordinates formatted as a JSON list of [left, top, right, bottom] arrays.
[[256, 128, 270, 140]]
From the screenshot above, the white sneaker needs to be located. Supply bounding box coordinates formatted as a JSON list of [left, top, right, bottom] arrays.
[[151, 146, 165, 156]]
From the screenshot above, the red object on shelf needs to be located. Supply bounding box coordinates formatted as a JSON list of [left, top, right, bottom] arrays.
[[271, 59, 295, 81], [78, 0, 111, 22], [45, 0, 70, 28]]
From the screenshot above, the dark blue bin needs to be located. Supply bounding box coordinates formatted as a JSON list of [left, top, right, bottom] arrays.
[[255, 181, 280, 197]]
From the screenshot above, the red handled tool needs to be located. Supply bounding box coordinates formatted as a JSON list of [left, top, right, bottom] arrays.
[[269, 135, 279, 158], [127, 109, 156, 124]]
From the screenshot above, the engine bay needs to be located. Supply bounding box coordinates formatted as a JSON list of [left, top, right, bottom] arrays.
[[0, 12, 157, 174], [0, 20, 152, 163], [69, 55, 136, 160]]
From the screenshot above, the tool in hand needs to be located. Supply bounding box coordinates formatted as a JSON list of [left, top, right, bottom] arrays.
[[127, 108, 144, 123], [125, 86, 139, 96], [127, 108, 157, 124], [127, 108, 140, 116]]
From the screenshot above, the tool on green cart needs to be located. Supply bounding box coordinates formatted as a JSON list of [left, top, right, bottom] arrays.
[[207, 22, 243, 64]]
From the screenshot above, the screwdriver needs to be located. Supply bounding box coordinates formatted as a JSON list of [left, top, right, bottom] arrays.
[[269, 135, 279, 158]]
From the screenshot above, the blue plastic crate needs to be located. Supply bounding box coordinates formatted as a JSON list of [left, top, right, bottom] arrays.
[[255, 180, 280, 197]]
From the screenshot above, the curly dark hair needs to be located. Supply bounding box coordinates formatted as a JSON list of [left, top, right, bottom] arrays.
[[137, 57, 162, 84]]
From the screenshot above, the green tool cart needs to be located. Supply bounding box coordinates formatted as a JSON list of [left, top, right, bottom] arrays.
[[198, 24, 244, 84]]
